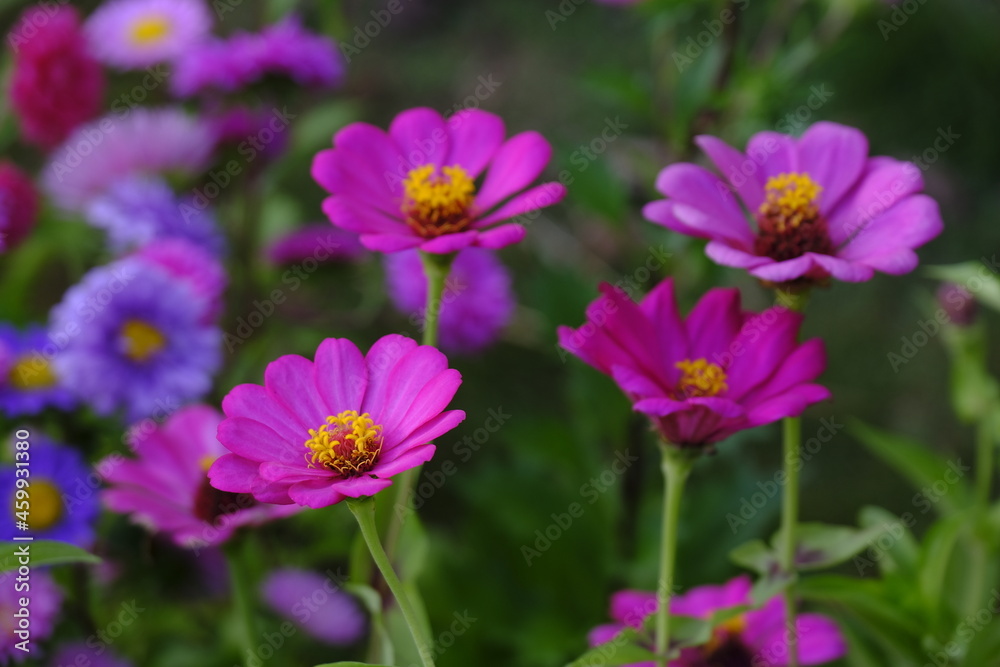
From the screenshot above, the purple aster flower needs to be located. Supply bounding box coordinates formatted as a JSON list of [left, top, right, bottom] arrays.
[[0, 569, 61, 662], [265, 224, 366, 265], [644, 121, 943, 287], [590, 576, 846, 666], [42, 108, 214, 210], [0, 324, 76, 417], [132, 239, 227, 323], [84, 176, 224, 256], [0, 436, 99, 546], [260, 569, 367, 645], [385, 248, 515, 354], [209, 106, 290, 162], [51, 258, 222, 422], [171, 15, 344, 97], [48, 642, 133, 667], [85, 0, 212, 69], [311, 107, 567, 253]]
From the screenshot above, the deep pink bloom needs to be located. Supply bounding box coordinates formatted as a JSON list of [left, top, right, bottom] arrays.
[[8, 5, 105, 150], [590, 577, 846, 666], [558, 279, 828, 447], [265, 224, 366, 265], [209, 335, 465, 508], [133, 239, 227, 323], [0, 162, 39, 253], [102, 405, 298, 548], [644, 122, 943, 286], [312, 107, 566, 254], [261, 569, 367, 645]]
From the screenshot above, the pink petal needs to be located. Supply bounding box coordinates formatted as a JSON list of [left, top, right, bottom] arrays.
[[312, 149, 398, 216], [746, 131, 798, 180], [360, 233, 424, 253], [446, 109, 505, 178], [313, 338, 367, 413], [654, 164, 755, 245], [209, 454, 260, 493], [475, 182, 565, 226], [827, 157, 923, 245], [322, 196, 407, 235], [684, 287, 743, 360], [798, 121, 868, 214], [836, 194, 943, 271], [286, 479, 348, 508], [222, 384, 306, 443], [361, 334, 420, 421], [705, 240, 771, 269], [418, 230, 478, 254], [748, 255, 816, 283], [475, 131, 553, 212], [637, 278, 687, 381], [388, 409, 466, 453], [807, 253, 874, 283], [472, 223, 526, 249], [744, 384, 831, 426], [389, 108, 449, 169], [264, 355, 328, 431], [216, 418, 297, 464], [371, 443, 437, 478], [643, 200, 707, 239], [695, 134, 764, 211]]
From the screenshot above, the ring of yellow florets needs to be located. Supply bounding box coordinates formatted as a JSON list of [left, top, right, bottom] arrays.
[[401, 164, 476, 238], [121, 319, 167, 363], [674, 358, 728, 399], [754, 172, 834, 262], [304, 410, 384, 477]]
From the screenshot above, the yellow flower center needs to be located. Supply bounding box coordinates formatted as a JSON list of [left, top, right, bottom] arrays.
[[304, 410, 384, 477], [401, 164, 476, 238], [8, 354, 56, 390], [129, 15, 172, 45], [758, 172, 823, 233], [674, 358, 728, 399], [704, 614, 748, 656], [24, 480, 63, 531], [120, 320, 167, 362]]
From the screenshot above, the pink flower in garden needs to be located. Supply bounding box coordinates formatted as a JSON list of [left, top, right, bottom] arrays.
[[8, 5, 105, 150], [102, 405, 298, 548], [558, 279, 829, 447], [0, 162, 40, 253], [85, 0, 213, 69], [265, 224, 366, 265], [312, 107, 566, 254], [590, 576, 846, 666], [209, 335, 465, 508], [644, 122, 943, 287]]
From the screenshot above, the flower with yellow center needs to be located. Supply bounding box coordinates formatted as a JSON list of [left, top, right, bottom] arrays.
[[754, 171, 834, 263], [25, 480, 64, 531], [304, 410, 384, 477], [120, 319, 167, 362], [674, 358, 728, 399], [8, 354, 57, 390], [401, 164, 476, 238], [129, 15, 172, 45]]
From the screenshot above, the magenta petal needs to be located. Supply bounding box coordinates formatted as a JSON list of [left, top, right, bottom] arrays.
[[806, 253, 874, 282], [389, 409, 465, 452], [258, 461, 329, 484], [790, 613, 848, 664], [827, 157, 923, 245], [746, 131, 798, 180], [360, 233, 424, 253], [748, 255, 816, 283], [611, 365, 664, 398], [476, 131, 553, 212], [695, 134, 764, 211], [654, 164, 754, 245], [323, 196, 406, 234], [385, 369, 462, 444], [475, 182, 565, 226], [330, 475, 394, 498], [372, 443, 436, 478], [837, 194, 943, 270], [745, 384, 831, 426], [705, 240, 771, 269], [643, 200, 707, 239], [209, 454, 260, 493], [313, 338, 367, 412], [737, 338, 827, 404], [638, 278, 687, 380], [446, 109, 505, 178], [588, 624, 626, 647], [217, 418, 297, 464], [312, 149, 397, 217], [330, 122, 407, 197], [798, 121, 868, 213], [222, 384, 305, 442], [610, 590, 658, 626], [418, 230, 478, 254], [389, 107, 449, 168], [684, 287, 743, 360], [264, 355, 328, 430], [361, 334, 420, 420], [633, 397, 692, 417], [473, 223, 526, 249], [286, 480, 347, 508], [671, 575, 751, 618], [376, 346, 450, 435]]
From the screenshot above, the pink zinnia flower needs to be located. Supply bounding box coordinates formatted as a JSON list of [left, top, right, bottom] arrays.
[[102, 405, 298, 548], [8, 5, 105, 150], [558, 279, 829, 447], [0, 162, 39, 253], [644, 122, 943, 287], [209, 335, 465, 508], [312, 107, 567, 254], [590, 576, 846, 666], [85, 0, 212, 69]]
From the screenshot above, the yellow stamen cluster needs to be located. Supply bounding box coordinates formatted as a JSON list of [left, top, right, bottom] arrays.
[[759, 172, 823, 233], [25, 480, 63, 531], [8, 354, 57, 390], [401, 164, 476, 238], [121, 320, 167, 362], [675, 358, 728, 398], [129, 15, 172, 45], [304, 410, 383, 477]]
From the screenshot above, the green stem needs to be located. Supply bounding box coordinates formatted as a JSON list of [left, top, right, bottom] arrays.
[[348, 497, 437, 667], [654, 448, 696, 666], [780, 416, 802, 667], [224, 541, 257, 665], [976, 417, 994, 508]]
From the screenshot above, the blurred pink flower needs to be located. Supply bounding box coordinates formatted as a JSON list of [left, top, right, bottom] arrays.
[[133, 238, 227, 323], [85, 0, 212, 69], [0, 569, 61, 662], [265, 224, 366, 265], [0, 162, 39, 253]]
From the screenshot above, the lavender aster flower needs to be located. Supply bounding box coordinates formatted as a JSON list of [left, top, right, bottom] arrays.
[[0, 436, 99, 546], [385, 248, 515, 354], [261, 569, 367, 644], [84, 176, 224, 255], [0, 324, 76, 417], [86, 0, 212, 69], [51, 258, 221, 422], [133, 239, 227, 323], [0, 570, 61, 662]]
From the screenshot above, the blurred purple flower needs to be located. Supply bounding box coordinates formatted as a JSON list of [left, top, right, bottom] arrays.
[[172, 15, 344, 96], [266, 224, 366, 265], [133, 238, 227, 323], [0, 324, 76, 417], [0, 570, 61, 663], [84, 176, 224, 256], [42, 108, 214, 210], [86, 0, 212, 69], [209, 106, 290, 162], [261, 568, 367, 645], [0, 162, 40, 254], [48, 642, 133, 667], [51, 258, 221, 422], [385, 248, 515, 354]]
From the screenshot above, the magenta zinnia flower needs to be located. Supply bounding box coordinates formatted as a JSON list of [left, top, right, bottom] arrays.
[[312, 108, 566, 253], [8, 5, 105, 150], [644, 122, 943, 286], [558, 279, 828, 447], [0, 161, 40, 254], [102, 405, 298, 548], [85, 0, 212, 69], [590, 576, 846, 666], [209, 335, 465, 508]]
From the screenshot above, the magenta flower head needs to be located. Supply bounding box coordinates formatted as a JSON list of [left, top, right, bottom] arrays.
[[590, 576, 846, 666], [261, 568, 367, 645], [209, 335, 465, 508], [312, 107, 567, 254], [8, 5, 105, 150], [85, 0, 212, 69], [385, 248, 515, 354], [558, 279, 829, 448], [102, 405, 298, 548], [644, 122, 943, 288], [0, 161, 40, 254], [0, 569, 61, 662]]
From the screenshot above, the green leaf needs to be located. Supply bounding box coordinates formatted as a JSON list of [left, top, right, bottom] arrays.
[[730, 539, 776, 575], [857, 506, 919, 577], [941, 323, 1000, 423], [344, 584, 394, 666], [849, 419, 973, 514], [774, 522, 889, 572], [0, 540, 100, 572], [916, 514, 966, 630]]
